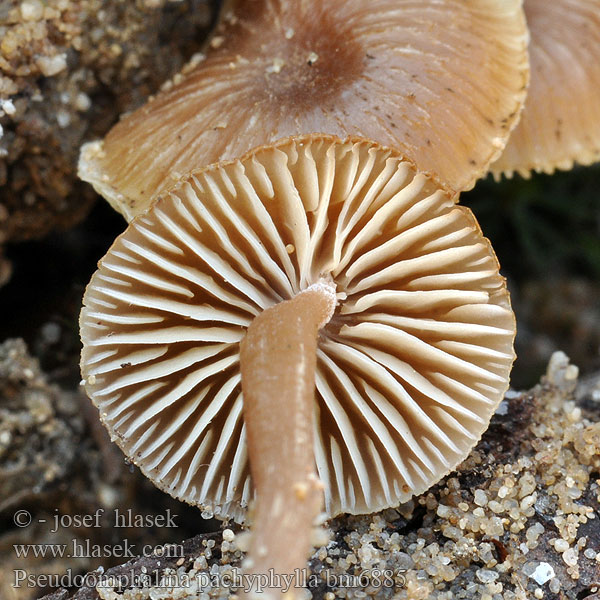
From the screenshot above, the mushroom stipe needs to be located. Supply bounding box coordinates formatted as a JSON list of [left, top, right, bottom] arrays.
[[80, 134, 516, 595], [240, 280, 335, 587]]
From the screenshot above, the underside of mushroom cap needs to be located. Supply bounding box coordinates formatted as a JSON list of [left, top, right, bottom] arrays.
[[491, 0, 600, 179], [79, 0, 529, 220], [80, 134, 516, 522]]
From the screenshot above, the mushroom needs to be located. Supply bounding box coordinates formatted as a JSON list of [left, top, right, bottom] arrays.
[[491, 0, 600, 178], [80, 134, 516, 596], [79, 0, 529, 220]]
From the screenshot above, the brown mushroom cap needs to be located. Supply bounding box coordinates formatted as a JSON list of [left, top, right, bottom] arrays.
[[80, 134, 516, 520], [491, 0, 600, 178], [79, 0, 528, 220]]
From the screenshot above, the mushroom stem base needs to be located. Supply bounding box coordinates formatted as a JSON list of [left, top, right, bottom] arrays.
[[239, 280, 336, 598]]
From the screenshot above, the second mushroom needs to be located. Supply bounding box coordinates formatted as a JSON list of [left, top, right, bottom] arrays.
[[80, 135, 516, 595]]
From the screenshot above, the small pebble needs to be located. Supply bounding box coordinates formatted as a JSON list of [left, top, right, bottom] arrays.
[[222, 529, 234, 542], [474, 490, 488, 507], [554, 539, 569, 553], [20, 0, 44, 20], [562, 548, 578, 567], [530, 562, 555, 585], [36, 54, 67, 76], [1, 99, 16, 115], [476, 568, 498, 584], [75, 92, 92, 112]]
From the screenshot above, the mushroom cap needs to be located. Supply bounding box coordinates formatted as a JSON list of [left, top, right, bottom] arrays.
[[80, 134, 516, 521], [79, 0, 529, 220], [491, 0, 600, 178]]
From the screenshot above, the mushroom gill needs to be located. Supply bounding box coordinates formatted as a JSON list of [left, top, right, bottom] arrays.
[[80, 134, 516, 593], [491, 0, 600, 178], [79, 0, 529, 220]]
